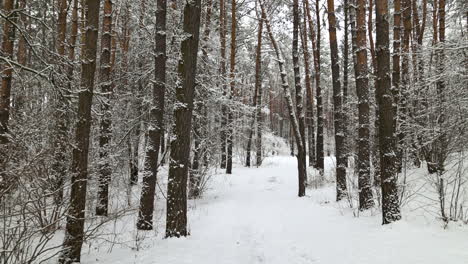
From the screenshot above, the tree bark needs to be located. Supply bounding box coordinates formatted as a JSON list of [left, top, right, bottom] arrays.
[[137, 0, 166, 230], [0, 0, 15, 193], [355, 0, 374, 209], [293, 0, 307, 196], [305, 0, 324, 172], [301, 1, 315, 168], [375, 0, 401, 224], [59, 0, 101, 262], [165, 0, 202, 238], [190, 0, 213, 198], [326, 0, 347, 201], [219, 0, 228, 169], [96, 0, 114, 217], [226, 0, 237, 175]]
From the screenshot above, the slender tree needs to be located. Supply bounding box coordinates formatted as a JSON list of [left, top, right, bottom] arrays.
[[59, 0, 101, 262], [259, 0, 306, 197], [190, 0, 214, 198], [305, 0, 324, 172], [375, 0, 401, 224], [165, 0, 202, 237], [293, 0, 307, 194], [326, 0, 347, 200], [137, 0, 167, 230], [226, 0, 237, 174], [255, 5, 264, 167], [301, 1, 315, 167], [95, 0, 114, 217], [220, 0, 228, 169]]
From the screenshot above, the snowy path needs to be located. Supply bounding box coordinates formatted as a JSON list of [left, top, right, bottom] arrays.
[[84, 156, 468, 264]]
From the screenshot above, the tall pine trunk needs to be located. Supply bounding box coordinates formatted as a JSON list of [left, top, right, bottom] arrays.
[[375, 0, 402, 224], [219, 0, 228, 169], [137, 0, 167, 230], [0, 0, 16, 193], [96, 0, 114, 217], [226, 0, 237, 174], [59, 0, 101, 262], [165, 0, 202, 238], [293, 0, 307, 194], [327, 0, 347, 201], [355, 0, 374, 209], [190, 0, 214, 198], [255, 7, 264, 167], [301, 1, 315, 168]]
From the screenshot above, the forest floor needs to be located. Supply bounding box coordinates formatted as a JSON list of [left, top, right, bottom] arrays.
[[81, 156, 468, 264]]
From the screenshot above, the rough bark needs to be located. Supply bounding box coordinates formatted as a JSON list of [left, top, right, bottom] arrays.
[[96, 0, 114, 217], [165, 0, 202, 238], [137, 0, 166, 230], [355, 0, 374, 209], [375, 0, 402, 224], [326, 0, 347, 201], [59, 0, 101, 262]]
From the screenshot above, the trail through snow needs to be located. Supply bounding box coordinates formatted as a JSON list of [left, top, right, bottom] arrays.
[[84, 156, 468, 264]]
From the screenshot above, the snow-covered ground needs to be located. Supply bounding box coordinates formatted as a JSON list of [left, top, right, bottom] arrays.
[[80, 156, 468, 264]]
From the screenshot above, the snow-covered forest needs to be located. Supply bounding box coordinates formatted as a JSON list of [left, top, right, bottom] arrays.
[[0, 0, 467, 263]]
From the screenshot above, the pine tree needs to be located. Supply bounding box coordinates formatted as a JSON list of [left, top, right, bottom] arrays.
[[137, 0, 167, 230], [166, 0, 202, 238], [96, 0, 114, 217], [375, 0, 402, 224], [355, 0, 374, 209], [59, 0, 101, 262], [326, 0, 347, 201]]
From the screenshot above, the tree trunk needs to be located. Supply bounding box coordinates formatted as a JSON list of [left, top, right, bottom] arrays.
[[293, 0, 307, 195], [226, 0, 237, 175], [137, 0, 166, 230], [301, 1, 315, 168], [375, 0, 401, 224], [165, 0, 202, 238], [59, 0, 101, 262], [245, 84, 258, 167], [255, 7, 263, 167], [326, 0, 347, 201], [355, 0, 374, 209], [0, 0, 15, 193], [219, 0, 227, 169], [190, 0, 213, 198], [398, 0, 412, 172], [96, 0, 114, 217], [260, 0, 306, 197], [342, 0, 350, 165]]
